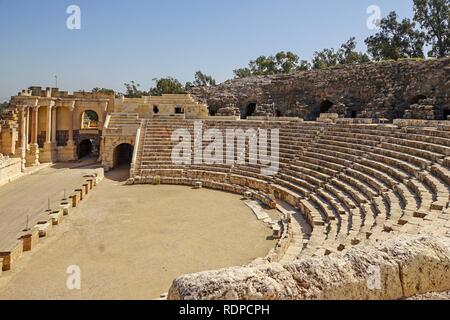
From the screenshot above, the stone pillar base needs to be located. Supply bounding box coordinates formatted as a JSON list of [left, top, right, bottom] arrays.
[[57, 141, 77, 162], [39, 142, 56, 163], [25, 144, 40, 167], [14, 147, 27, 171]]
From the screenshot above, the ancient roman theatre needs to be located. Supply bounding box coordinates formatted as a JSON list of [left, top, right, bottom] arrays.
[[0, 57, 449, 299]]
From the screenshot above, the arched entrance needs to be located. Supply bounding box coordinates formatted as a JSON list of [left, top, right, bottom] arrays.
[[319, 100, 334, 114], [444, 109, 450, 120], [81, 110, 99, 129], [242, 103, 256, 119], [78, 139, 93, 158], [409, 95, 427, 105], [113, 143, 134, 168]]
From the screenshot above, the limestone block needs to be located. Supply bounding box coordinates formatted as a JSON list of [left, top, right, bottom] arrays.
[[168, 235, 450, 300], [21, 227, 40, 251], [0, 241, 23, 271]]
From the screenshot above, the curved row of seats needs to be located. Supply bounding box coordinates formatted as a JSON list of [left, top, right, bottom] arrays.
[[134, 119, 450, 261]]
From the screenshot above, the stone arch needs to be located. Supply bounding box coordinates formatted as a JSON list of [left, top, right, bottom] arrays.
[[113, 143, 134, 168], [81, 110, 99, 129], [242, 103, 256, 119], [319, 100, 335, 114], [443, 108, 450, 120], [78, 139, 93, 158], [409, 95, 427, 105]]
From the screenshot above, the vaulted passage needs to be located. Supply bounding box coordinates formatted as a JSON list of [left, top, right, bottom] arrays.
[[319, 100, 334, 114], [444, 109, 450, 120], [113, 143, 133, 168], [78, 139, 93, 158], [409, 95, 427, 105], [243, 103, 256, 118]]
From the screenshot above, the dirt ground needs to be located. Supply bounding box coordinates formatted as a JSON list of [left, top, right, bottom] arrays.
[[0, 160, 100, 249], [0, 167, 276, 300]]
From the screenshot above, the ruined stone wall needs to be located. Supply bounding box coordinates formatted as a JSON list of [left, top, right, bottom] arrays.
[[190, 58, 450, 120], [168, 235, 450, 300]]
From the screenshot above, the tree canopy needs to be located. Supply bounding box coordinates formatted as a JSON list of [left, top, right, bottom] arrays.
[[365, 11, 426, 61], [149, 77, 185, 96], [123, 81, 147, 98], [312, 38, 370, 69], [413, 0, 449, 57], [92, 87, 115, 95], [0, 102, 8, 114], [233, 51, 310, 78]]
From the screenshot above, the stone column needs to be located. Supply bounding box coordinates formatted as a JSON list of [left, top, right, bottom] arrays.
[[68, 102, 75, 145], [15, 106, 27, 171], [26, 105, 40, 166], [41, 101, 56, 163], [51, 106, 57, 143], [45, 105, 52, 143], [25, 107, 30, 149], [61, 101, 77, 161]]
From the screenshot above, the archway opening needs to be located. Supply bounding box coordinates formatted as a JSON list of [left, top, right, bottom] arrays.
[[175, 106, 184, 114], [319, 100, 334, 114], [275, 110, 283, 117], [81, 110, 99, 129], [113, 143, 134, 168], [153, 105, 159, 114], [351, 110, 357, 118], [243, 103, 256, 119], [409, 95, 427, 105], [444, 109, 450, 120], [78, 139, 93, 158]]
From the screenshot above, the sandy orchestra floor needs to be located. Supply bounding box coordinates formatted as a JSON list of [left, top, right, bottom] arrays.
[[0, 167, 276, 300]]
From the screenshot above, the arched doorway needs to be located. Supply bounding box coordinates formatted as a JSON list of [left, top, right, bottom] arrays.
[[319, 100, 334, 114], [78, 139, 93, 158], [81, 110, 99, 129], [409, 95, 427, 105], [243, 103, 256, 119], [443, 109, 450, 120], [113, 143, 134, 168]]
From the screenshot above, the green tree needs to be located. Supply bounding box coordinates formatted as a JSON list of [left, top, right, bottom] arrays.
[[233, 51, 309, 78], [413, 0, 449, 57], [337, 37, 371, 65], [0, 102, 8, 114], [92, 87, 115, 95], [233, 67, 252, 79], [123, 81, 146, 98], [364, 11, 426, 61], [312, 48, 339, 69], [149, 77, 185, 96], [193, 71, 216, 87], [312, 38, 369, 69]]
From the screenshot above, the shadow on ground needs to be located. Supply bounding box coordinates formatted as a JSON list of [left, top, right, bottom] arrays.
[[105, 165, 130, 182]]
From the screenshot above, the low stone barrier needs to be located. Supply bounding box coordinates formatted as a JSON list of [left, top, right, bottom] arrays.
[[0, 170, 104, 272], [168, 235, 450, 300]]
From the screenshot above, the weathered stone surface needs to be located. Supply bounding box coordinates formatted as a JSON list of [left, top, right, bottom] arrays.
[[168, 235, 450, 300], [190, 58, 450, 120]]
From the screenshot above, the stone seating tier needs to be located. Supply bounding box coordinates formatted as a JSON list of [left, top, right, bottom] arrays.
[[131, 119, 450, 260]]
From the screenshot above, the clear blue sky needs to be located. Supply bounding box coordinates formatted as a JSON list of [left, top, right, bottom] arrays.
[[0, 0, 414, 101]]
